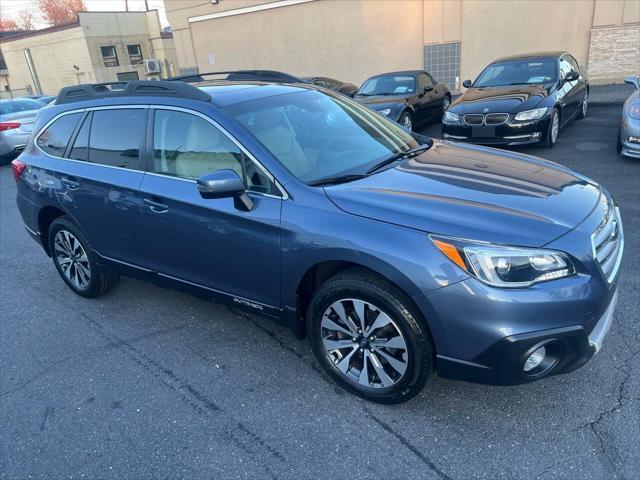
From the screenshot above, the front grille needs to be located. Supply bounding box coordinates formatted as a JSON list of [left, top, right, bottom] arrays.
[[591, 200, 624, 284], [463, 113, 509, 125], [484, 113, 509, 125], [463, 114, 484, 125]]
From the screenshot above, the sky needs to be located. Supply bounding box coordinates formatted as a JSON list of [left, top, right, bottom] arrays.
[[0, 0, 169, 28]]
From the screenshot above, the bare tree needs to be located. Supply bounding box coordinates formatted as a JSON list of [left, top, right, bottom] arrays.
[[17, 10, 37, 30], [38, 0, 86, 27]]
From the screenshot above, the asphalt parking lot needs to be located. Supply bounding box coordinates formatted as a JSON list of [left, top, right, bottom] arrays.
[[1, 104, 638, 479]]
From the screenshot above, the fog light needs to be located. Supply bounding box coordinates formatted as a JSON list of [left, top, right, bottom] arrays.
[[628, 136, 640, 144], [531, 132, 541, 138], [523, 346, 546, 372]]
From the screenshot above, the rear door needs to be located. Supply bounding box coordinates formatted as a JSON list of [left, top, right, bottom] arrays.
[[42, 106, 149, 266], [139, 107, 282, 308]]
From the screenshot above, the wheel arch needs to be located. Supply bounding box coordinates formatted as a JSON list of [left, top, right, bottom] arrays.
[[37, 205, 66, 256], [287, 253, 431, 342]]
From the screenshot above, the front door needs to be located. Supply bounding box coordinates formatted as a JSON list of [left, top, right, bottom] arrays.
[[140, 107, 282, 309]]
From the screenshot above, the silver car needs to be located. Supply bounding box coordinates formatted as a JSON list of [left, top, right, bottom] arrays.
[[0, 97, 45, 163], [618, 76, 640, 158]]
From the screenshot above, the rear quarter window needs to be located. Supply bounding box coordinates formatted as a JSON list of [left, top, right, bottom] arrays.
[[36, 113, 82, 157]]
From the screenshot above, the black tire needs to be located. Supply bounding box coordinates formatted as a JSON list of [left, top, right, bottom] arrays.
[[542, 108, 560, 148], [48, 217, 119, 298], [617, 126, 623, 156], [398, 111, 413, 131], [308, 269, 433, 404]]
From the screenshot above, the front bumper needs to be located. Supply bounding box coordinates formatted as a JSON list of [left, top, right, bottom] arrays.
[[442, 115, 551, 146], [435, 289, 617, 385], [620, 132, 640, 158]]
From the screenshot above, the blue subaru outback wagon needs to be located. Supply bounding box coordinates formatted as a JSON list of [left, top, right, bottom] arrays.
[[13, 79, 623, 403]]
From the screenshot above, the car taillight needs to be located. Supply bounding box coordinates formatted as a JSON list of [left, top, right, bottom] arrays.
[[0, 122, 21, 132], [11, 159, 27, 182]]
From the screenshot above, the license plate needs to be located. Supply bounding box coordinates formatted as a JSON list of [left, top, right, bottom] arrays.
[[472, 126, 495, 138]]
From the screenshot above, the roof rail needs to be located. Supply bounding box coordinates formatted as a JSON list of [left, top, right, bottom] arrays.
[[167, 70, 302, 84], [55, 80, 211, 105]]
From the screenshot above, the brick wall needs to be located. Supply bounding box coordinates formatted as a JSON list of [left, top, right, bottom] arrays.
[[588, 24, 640, 83]]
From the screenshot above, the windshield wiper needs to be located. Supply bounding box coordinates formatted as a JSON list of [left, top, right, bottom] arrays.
[[307, 174, 369, 187], [366, 144, 431, 174]]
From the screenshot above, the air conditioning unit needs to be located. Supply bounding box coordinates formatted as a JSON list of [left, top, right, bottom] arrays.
[[142, 59, 161, 75]]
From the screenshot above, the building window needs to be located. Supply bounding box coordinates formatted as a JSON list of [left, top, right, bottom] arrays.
[[100, 46, 119, 67], [127, 44, 143, 65], [424, 42, 461, 92]]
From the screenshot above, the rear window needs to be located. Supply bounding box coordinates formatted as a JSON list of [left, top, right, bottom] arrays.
[[0, 98, 44, 115], [36, 113, 82, 157]]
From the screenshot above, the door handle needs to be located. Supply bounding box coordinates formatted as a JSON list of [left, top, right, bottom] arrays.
[[60, 176, 80, 190], [144, 198, 169, 213]]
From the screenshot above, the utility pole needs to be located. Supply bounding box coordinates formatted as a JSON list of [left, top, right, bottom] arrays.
[[144, 0, 149, 11], [125, 0, 129, 11]]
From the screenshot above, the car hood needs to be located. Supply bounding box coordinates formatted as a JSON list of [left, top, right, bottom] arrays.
[[450, 85, 552, 113], [324, 140, 601, 247], [354, 95, 410, 107]]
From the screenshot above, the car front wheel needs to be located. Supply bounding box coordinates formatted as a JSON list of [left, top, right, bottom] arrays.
[[49, 217, 119, 298], [308, 269, 433, 403], [399, 111, 413, 131], [543, 108, 560, 148]]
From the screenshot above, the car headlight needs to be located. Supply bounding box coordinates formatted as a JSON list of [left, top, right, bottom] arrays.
[[514, 107, 548, 121], [430, 235, 574, 288], [377, 108, 392, 117], [443, 111, 460, 123], [628, 102, 640, 120]]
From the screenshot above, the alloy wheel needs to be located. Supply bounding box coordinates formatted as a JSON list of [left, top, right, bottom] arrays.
[[551, 112, 559, 144], [54, 230, 91, 290], [321, 299, 409, 389], [582, 93, 588, 116], [401, 114, 412, 130]]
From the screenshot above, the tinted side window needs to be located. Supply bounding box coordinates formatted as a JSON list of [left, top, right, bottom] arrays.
[[567, 55, 579, 72], [69, 113, 90, 161], [559, 57, 572, 77], [88, 109, 146, 169], [420, 73, 434, 89], [36, 113, 82, 157], [153, 109, 275, 194]]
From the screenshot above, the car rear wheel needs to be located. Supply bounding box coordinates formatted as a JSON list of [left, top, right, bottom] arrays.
[[49, 217, 119, 298], [543, 108, 560, 148], [399, 111, 413, 131], [308, 269, 433, 403]]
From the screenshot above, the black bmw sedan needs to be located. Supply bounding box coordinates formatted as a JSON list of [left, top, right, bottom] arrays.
[[442, 52, 589, 147], [354, 70, 451, 131]]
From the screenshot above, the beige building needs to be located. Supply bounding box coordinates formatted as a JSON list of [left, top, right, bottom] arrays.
[[0, 10, 179, 97], [165, 0, 639, 90]]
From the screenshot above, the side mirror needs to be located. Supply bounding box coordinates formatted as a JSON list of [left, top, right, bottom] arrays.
[[462, 79, 472, 88], [563, 71, 579, 83], [624, 75, 640, 90], [196, 169, 253, 211]]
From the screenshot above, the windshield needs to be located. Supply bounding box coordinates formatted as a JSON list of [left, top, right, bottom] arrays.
[[473, 58, 558, 87], [224, 89, 421, 184], [0, 98, 44, 115], [357, 75, 416, 96]]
